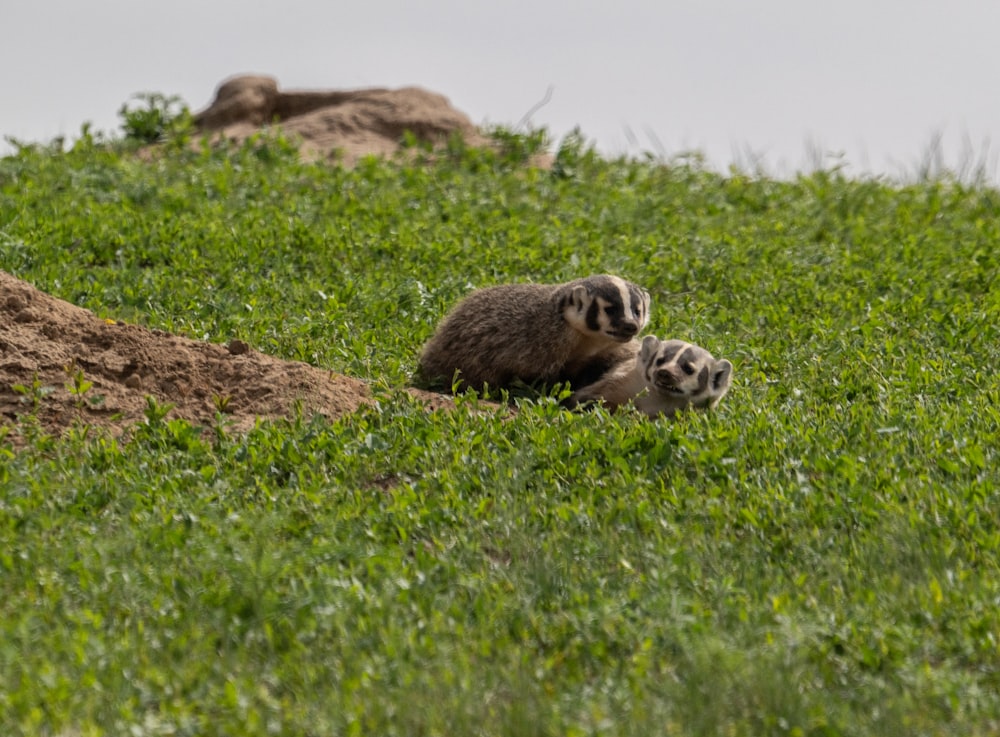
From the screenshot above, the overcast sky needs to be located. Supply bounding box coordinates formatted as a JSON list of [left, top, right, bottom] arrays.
[[3, 1, 999, 181]]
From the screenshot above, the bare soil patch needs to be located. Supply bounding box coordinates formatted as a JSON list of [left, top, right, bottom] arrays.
[[0, 271, 455, 441]]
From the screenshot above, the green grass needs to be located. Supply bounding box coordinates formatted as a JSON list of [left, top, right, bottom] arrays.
[[2, 126, 1000, 736]]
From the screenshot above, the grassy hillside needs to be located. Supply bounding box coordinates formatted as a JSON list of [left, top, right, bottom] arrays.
[[1, 128, 999, 736]]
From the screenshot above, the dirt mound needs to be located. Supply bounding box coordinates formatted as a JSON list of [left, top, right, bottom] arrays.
[[0, 271, 455, 442], [193, 74, 492, 165]]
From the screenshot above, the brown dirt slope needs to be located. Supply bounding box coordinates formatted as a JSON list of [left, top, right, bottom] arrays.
[[0, 271, 453, 440], [193, 74, 492, 165]]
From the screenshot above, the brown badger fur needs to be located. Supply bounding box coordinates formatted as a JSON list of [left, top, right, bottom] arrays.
[[417, 275, 650, 393]]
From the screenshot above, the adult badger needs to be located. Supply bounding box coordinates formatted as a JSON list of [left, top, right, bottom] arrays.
[[417, 274, 650, 393]]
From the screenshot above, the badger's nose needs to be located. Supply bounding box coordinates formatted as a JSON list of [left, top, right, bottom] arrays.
[[620, 322, 639, 336], [656, 370, 677, 386]]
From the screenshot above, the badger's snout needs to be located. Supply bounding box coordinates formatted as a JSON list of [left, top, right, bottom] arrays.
[[654, 370, 685, 393]]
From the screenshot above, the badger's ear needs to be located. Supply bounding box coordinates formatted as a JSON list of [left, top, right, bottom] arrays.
[[639, 335, 660, 363], [711, 359, 733, 394], [569, 284, 589, 313], [637, 289, 652, 326]]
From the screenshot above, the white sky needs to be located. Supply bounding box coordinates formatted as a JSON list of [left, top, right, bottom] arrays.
[[3, 0, 999, 181]]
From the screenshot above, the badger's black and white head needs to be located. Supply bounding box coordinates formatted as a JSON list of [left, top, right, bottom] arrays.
[[639, 335, 733, 410], [560, 275, 651, 342]]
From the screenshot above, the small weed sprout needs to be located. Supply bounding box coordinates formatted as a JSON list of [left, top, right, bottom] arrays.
[[12, 373, 54, 412], [212, 394, 233, 413], [143, 395, 176, 425], [64, 363, 94, 410]]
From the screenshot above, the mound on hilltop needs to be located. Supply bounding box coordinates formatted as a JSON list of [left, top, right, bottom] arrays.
[[0, 271, 454, 441], [192, 74, 492, 165]]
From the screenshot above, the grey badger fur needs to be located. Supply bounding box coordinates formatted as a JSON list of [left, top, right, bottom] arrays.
[[568, 335, 733, 417], [417, 275, 650, 392]]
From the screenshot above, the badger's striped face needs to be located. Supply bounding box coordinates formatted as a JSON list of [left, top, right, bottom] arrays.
[[562, 275, 650, 342], [639, 336, 733, 409]]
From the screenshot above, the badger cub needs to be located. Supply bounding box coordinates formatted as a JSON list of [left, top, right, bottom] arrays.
[[569, 335, 733, 418], [417, 275, 650, 392]]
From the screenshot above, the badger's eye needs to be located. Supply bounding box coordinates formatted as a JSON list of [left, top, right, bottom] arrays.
[[681, 362, 695, 375], [632, 305, 641, 317]]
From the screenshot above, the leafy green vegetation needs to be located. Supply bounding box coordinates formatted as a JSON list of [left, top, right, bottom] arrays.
[[118, 92, 193, 145], [1, 116, 999, 736]]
